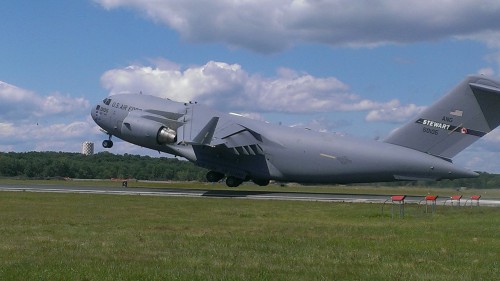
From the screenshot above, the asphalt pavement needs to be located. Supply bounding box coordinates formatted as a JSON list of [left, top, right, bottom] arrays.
[[1, 182, 499, 207]]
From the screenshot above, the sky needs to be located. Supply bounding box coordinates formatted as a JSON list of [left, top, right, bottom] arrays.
[[1, 0, 500, 172]]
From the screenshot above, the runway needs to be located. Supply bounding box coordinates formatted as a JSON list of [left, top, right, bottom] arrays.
[[1, 183, 500, 207]]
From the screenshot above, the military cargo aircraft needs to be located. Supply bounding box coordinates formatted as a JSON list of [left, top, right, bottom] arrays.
[[91, 75, 500, 187]]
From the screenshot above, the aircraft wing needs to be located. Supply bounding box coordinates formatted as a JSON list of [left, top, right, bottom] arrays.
[[212, 123, 262, 147], [183, 118, 265, 155], [177, 105, 268, 155], [211, 123, 265, 155], [124, 109, 184, 131]]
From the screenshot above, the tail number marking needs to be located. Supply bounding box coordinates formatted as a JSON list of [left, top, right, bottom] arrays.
[[416, 118, 486, 137]]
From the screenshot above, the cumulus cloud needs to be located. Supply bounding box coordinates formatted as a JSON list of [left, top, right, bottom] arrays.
[[477, 67, 495, 77], [101, 60, 413, 117], [40, 94, 90, 116], [0, 121, 95, 151], [291, 116, 352, 133], [0, 122, 15, 138], [454, 142, 500, 173], [365, 103, 427, 123], [482, 129, 500, 147], [0, 121, 86, 141], [0, 81, 90, 121], [0, 81, 41, 119], [459, 30, 500, 49], [95, 0, 500, 53], [101, 61, 247, 106], [0, 81, 95, 152]]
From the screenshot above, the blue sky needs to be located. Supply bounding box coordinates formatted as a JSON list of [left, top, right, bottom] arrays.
[[1, 0, 500, 172]]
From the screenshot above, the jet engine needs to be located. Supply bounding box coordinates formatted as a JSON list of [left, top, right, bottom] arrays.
[[121, 116, 177, 146], [157, 127, 177, 144]]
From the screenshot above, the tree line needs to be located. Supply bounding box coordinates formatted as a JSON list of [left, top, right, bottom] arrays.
[[0, 151, 207, 181], [1, 151, 499, 188]]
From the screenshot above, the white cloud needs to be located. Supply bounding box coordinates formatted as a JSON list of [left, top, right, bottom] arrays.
[[95, 0, 500, 53], [101, 60, 407, 115], [0, 122, 16, 139], [291, 116, 352, 133], [0, 81, 90, 121], [365, 103, 427, 123], [100, 62, 247, 104], [0, 81, 95, 152], [459, 30, 500, 49], [477, 67, 495, 77], [0, 121, 94, 147], [483, 129, 500, 146], [0, 81, 42, 119], [40, 93, 90, 116], [454, 140, 500, 173]]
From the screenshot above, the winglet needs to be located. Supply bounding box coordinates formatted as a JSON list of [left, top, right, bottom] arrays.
[[192, 117, 219, 145]]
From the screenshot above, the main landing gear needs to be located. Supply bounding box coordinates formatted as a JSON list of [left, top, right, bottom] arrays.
[[205, 171, 270, 187], [206, 171, 244, 187], [225, 176, 244, 188]]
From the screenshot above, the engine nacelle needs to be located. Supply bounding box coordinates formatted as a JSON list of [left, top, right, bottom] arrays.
[[121, 116, 177, 147], [157, 127, 177, 144]]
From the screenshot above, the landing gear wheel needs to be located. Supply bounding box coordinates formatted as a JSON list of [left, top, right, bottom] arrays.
[[226, 176, 243, 187], [252, 179, 270, 186], [102, 139, 114, 148], [206, 171, 225, 183]]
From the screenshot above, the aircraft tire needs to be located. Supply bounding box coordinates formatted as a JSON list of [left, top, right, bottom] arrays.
[[102, 140, 113, 148], [206, 171, 225, 183], [252, 179, 270, 186], [226, 176, 243, 187]]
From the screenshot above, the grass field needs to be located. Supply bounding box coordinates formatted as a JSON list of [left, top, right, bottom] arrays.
[[0, 190, 498, 280]]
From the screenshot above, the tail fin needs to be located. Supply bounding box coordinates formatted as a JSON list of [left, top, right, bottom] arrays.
[[384, 75, 500, 159]]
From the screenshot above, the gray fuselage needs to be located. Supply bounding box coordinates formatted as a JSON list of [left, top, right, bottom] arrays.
[[91, 94, 477, 184]]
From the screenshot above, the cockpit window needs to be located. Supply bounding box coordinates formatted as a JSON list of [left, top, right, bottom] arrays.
[[103, 98, 111, 105]]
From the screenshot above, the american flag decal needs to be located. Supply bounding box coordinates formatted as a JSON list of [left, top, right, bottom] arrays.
[[450, 109, 463, 117]]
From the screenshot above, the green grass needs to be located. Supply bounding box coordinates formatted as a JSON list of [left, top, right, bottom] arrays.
[[0, 191, 498, 280]]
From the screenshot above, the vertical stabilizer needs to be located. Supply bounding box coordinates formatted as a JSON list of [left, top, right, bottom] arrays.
[[384, 75, 500, 159]]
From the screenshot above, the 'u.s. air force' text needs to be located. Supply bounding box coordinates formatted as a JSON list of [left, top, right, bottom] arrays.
[[111, 102, 141, 112]]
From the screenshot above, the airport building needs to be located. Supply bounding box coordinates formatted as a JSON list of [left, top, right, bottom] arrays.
[[82, 141, 94, 156]]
